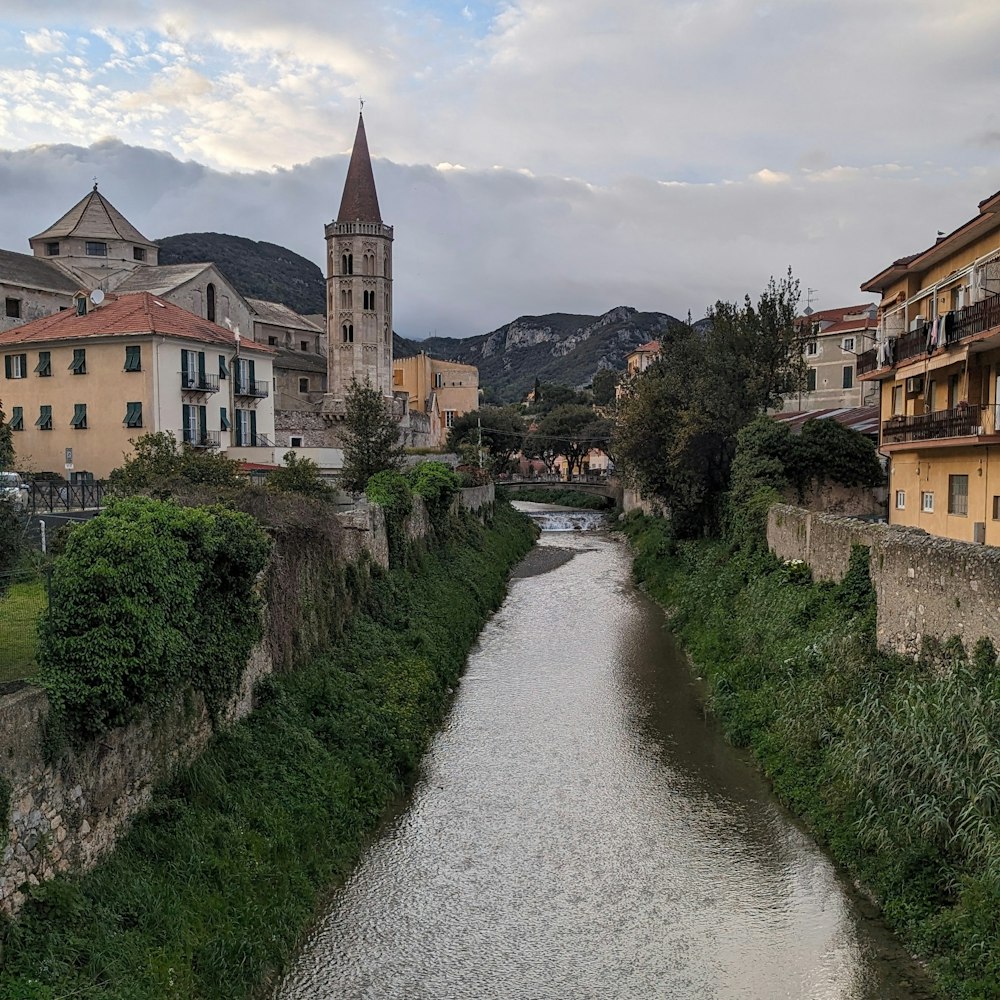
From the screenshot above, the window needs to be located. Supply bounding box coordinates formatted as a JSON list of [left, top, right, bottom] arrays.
[[434, 372, 443, 388], [300, 340, 308, 352], [45, 242, 59, 256], [133, 247, 146, 262], [842, 337, 855, 353], [806, 368, 817, 391], [445, 410, 456, 428], [124, 401, 143, 429], [182, 404, 207, 446], [220, 406, 231, 432], [921, 491, 935, 513], [805, 341, 818, 357], [123, 345, 141, 372], [35, 405, 52, 430], [69, 348, 87, 374], [76, 296, 87, 316], [948, 475, 969, 516], [85, 241, 107, 257], [342, 323, 354, 343], [34, 351, 51, 377], [5, 297, 20, 319], [206, 283, 216, 323], [10, 406, 23, 431], [895, 490, 906, 510], [892, 385, 903, 415], [70, 403, 87, 429], [949, 373, 960, 409], [842, 365, 854, 389], [4, 353, 27, 379], [234, 408, 256, 446], [993, 496, 1000, 521], [219, 354, 229, 380], [926, 380, 936, 412], [181, 349, 206, 389], [342, 252, 353, 275], [268, 336, 277, 346], [290, 436, 303, 448], [299, 377, 309, 393]]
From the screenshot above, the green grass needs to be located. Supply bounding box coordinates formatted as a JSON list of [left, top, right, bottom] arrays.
[[0, 504, 535, 1000], [620, 513, 1000, 1000], [0, 579, 46, 682]]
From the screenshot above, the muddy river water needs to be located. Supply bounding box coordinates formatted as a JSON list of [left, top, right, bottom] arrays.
[[277, 507, 931, 999]]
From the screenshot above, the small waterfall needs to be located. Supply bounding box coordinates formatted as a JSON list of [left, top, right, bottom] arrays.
[[516, 507, 607, 531]]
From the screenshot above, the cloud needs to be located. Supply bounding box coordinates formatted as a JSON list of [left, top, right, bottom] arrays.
[[22, 28, 67, 54]]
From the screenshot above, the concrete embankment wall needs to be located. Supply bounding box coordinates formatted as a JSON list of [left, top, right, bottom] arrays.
[[0, 485, 494, 916], [767, 503, 1000, 656]]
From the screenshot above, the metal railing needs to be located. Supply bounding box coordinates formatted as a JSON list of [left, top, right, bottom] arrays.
[[233, 433, 272, 448], [952, 295, 1000, 341], [27, 480, 106, 512], [882, 404, 998, 444], [182, 429, 221, 449], [857, 347, 878, 376], [234, 378, 270, 398], [180, 372, 221, 393]]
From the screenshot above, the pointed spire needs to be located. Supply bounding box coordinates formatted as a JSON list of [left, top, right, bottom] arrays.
[[337, 113, 382, 223]]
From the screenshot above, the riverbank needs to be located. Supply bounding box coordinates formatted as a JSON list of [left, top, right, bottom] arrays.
[[620, 513, 1000, 1000], [0, 504, 536, 1000]]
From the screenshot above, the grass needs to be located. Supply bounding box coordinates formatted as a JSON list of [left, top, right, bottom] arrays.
[[0, 578, 46, 683], [620, 513, 1000, 1000], [0, 504, 536, 1000]]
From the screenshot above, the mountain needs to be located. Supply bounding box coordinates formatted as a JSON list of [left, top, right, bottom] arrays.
[[157, 233, 326, 316], [396, 306, 683, 402]]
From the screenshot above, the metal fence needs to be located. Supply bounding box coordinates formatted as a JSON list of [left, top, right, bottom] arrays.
[[26, 480, 106, 513], [0, 567, 47, 685]]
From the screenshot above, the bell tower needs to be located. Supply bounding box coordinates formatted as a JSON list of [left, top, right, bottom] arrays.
[[325, 112, 393, 403]]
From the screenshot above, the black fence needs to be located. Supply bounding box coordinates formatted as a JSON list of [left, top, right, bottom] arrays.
[[26, 480, 106, 513], [0, 567, 47, 685]]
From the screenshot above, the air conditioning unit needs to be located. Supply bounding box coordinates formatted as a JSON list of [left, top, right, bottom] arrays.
[[909, 315, 925, 332], [905, 375, 925, 395]]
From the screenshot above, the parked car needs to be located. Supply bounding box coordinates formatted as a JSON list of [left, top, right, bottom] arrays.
[[0, 471, 29, 509]]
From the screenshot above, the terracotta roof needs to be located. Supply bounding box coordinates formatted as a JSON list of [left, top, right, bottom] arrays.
[[249, 298, 324, 332], [801, 303, 875, 324], [115, 263, 214, 295], [816, 317, 877, 336], [0, 292, 275, 353], [337, 114, 382, 223], [633, 339, 661, 353], [31, 186, 155, 247], [0, 249, 80, 294], [772, 406, 880, 437]]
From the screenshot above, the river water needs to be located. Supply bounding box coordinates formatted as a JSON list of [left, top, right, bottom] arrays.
[[276, 504, 931, 1000]]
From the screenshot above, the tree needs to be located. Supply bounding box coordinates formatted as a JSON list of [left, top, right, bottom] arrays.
[[614, 271, 804, 536], [340, 376, 405, 493], [591, 369, 620, 407], [107, 431, 243, 496], [268, 451, 335, 500], [0, 400, 13, 472], [527, 382, 591, 416], [535, 404, 612, 478], [446, 405, 525, 475]]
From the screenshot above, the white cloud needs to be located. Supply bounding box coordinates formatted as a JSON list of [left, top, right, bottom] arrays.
[[23, 28, 67, 54]]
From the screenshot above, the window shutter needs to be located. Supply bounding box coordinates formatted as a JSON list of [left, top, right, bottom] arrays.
[[4, 356, 10, 379], [197, 351, 206, 384], [248, 359, 256, 386], [182, 404, 193, 438], [219, 354, 228, 378], [198, 405, 207, 441], [250, 409, 257, 444], [220, 406, 230, 431], [11, 406, 23, 430]]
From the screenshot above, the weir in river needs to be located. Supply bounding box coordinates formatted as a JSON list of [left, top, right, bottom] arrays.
[[277, 504, 930, 999]]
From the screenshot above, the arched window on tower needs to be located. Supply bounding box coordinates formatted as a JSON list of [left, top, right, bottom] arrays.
[[384, 324, 389, 346], [340, 289, 347, 309], [343, 323, 354, 344], [206, 283, 216, 323], [383, 257, 389, 278], [347, 253, 353, 275]]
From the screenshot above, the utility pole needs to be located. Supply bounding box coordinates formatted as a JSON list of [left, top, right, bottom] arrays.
[[477, 414, 484, 471]]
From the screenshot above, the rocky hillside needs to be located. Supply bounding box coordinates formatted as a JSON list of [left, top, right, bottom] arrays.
[[157, 233, 326, 316], [397, 307, 683, 402]]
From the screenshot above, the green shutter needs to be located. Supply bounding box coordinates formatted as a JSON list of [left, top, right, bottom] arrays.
[[249, 409, 257, 445], [182, 404, 193, 440], [10, 406, 23, 430], [36, 405, 52, 429], [71, 403, 87, 429], [197, 351, 206, 385], [34, 352, 51, 376], [234, 410, 243, 446], [220, 406, 230, 431], [198, 405, 207, 442], [219, 355, 229, 379], [125, 402, 143, 428], [69, 348, 86, 373], [3, 356, 10, 379], [248, 359, 256, 386], [125, 345, 141, 372]]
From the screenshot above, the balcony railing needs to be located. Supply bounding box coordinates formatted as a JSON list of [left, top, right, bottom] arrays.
[[952, 295, 1000, 341], [180, 372, 220, 393], [857, 347, 878, 376], [882, 404, 999, 445], [234, 378, 269, 398], [233, 433, 272, 448], [895, 327, 928, 365], [182, 429, 221, 449]]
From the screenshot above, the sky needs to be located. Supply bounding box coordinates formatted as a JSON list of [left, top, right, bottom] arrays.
[[1, 1, 999, 339]]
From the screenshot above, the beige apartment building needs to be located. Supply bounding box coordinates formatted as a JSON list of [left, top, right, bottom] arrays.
[[0, 291, 275, 480], [794, 303, 879, 410], [392, 352, 479, 446]]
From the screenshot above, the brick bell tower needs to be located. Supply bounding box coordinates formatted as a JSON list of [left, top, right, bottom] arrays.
[[324, 112, 393, 405]]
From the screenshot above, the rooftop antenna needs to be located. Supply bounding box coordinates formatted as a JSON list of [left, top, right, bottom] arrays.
[[804, 287, 819, 316]]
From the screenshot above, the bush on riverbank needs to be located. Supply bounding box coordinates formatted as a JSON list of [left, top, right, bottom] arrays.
[[620, 513, 1000, 999], [497, 486, 612, 510], [0, 503, 536, 1000]]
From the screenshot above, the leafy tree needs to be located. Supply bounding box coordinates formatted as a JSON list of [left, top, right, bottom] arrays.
[[591, 369, 620, 407], [614, 271, 804, 536], [408, 461, 461, 522], [365, 469, 413, 565], [341, 377, 405, 493], [446, 406, 526, 475], [527, 382, 592, 415], [535, 404, 612, 478], [268, 451, 335, 500], [522, 428, 560, 475], [0, 400, 14, 471], [108, 432, 243, 496]]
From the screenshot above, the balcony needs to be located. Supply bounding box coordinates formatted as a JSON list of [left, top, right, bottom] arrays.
[[233, 433, 272, 448], [882, 404, 999, 445], [234, 378, 269, 399], [857, 347, 878, 376], [183, 429, 221, 449], [180, 372, 220, 393]]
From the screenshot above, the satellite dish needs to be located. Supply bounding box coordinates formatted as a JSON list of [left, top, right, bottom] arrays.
[[90, 289, 105, 305]]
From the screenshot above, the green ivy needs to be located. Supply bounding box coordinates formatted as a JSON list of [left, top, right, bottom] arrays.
[[365, 470, 413, 566], [39, 497, 271, 744], [407, 461, 461, 526]]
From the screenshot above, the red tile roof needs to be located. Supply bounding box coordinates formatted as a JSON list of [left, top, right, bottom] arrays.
[[634, 339, 661, 353], [816, 317, 877, 335], [0, 292, 275, 353], [800, 303, 876, 324]]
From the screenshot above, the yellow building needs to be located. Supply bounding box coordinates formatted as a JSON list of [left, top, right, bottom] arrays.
[[859, 189, 1000, 543], [392, 352, 479, 447], [0, 291, 276, 480], [616, 340, 661, 400]]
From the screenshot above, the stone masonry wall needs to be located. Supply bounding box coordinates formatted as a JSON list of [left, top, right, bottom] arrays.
[[0, 492, 476, 917], [767, 503, 1000, 656]]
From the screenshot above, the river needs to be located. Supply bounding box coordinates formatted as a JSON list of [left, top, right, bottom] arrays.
[[276, 504, 931, 999]]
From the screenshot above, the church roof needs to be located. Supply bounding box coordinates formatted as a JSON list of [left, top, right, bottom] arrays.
[[114, 262, 215, 295], [30, 186, 156, 247], [248, 298, 324, 332], [0, 249, 79, 294], [337, 114, 382, 223]]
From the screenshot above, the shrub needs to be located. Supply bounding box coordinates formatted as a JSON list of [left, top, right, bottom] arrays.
[[267, 451, 335, 500], [408, 461, 460, 524], [107, 432, 243, 498], [39, 497, 271, 742], [365, 470, 413, 566]]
